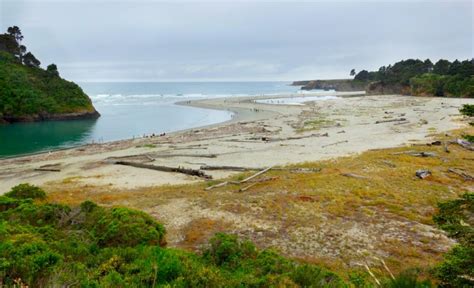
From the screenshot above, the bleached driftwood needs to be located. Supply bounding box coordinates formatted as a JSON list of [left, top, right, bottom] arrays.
[[240, 166, 273, 183], [200, 165, 321, 173], [321, 140, 348, 148], [114, 161, 211, 179], [341, 173, 369, 179], [375, 118, 407, 124], [452, 139, 474, 151], [448, 168, 473, 181], [205, 166, 273, 191]]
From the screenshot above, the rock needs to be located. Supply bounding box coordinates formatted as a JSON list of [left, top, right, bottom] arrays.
[[416, 169, 431, 179]]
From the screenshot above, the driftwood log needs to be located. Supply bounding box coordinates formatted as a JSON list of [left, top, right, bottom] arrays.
[[375, 118, 407, 124], [199, 165, 321, 173], [322, 140, 348, 148], [205, 166, 273, 191], [452, 139, 474, 151], [115, 161, 211, 179], [341, 173, 369, 179], [447, 168, 473, 181]]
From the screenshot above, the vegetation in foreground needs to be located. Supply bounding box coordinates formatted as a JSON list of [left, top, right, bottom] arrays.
[[353, 58, 474, 97], [0, 183, 445, 287], [0, 26, 98, 123], [433, 193, 474, 288]]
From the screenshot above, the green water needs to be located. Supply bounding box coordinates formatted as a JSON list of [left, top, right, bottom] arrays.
[[0, 119, 98, 157]]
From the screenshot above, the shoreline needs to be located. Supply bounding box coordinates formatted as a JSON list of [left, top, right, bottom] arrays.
[[1, 93, 473, 193], [0, 91, 363, 160]]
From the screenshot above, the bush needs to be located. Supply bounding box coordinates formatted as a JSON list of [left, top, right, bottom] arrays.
[[383, 270, 433, 288], [433, 193, 474, 287], [90, 207, 166, 247], [4, 183, 46, 200], [460, 104, 474, 117], [203, 233, 257, 267]]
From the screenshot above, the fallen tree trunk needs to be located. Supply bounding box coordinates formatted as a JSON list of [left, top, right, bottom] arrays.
[[199, 165, 321, 173], [448, 168, 473, 181], [375, 118, 407, 124], [34, 168, 61, 172], [151, 153, 218, 158], [241, 166, 273, 183], [322, 140, 348, 148], [452, 139, 474, 151], [341, 173, 368, 179], [115, 161, 211, 179]]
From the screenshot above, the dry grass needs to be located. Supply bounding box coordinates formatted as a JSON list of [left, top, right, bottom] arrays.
[[45, 127, 474, 276]]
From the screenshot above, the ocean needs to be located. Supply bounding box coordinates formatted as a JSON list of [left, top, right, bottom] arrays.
[[0, 81, 305, 157]]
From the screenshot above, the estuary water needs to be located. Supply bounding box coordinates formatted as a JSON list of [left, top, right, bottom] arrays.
[[0, 81, 306, 157]]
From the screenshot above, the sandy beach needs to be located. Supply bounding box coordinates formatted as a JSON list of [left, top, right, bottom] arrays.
[[1, 93, 472, 193]]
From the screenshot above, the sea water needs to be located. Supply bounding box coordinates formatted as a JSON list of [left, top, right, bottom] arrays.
[[0, 82, 308, 157]]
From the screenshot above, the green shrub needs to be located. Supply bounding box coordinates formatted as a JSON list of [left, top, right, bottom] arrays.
[[382, 270, 433, 288], [460, 104, 474, 117], [203, 233, 257, 267], [89, 207, 166, 247], [4, 183, 46, 200], [433, 193, 474, 287]]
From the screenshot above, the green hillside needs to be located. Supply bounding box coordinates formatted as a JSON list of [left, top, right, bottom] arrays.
[[0, 26, 99, 123]]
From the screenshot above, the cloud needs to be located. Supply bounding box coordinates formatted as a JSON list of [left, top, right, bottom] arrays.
[[1, 0, 472, 81]]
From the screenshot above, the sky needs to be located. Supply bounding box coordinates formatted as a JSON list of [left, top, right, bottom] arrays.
[[1, 0, 472, 82]]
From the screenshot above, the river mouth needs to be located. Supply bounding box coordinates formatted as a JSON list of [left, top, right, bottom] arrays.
[[0, 81, 303, 157]]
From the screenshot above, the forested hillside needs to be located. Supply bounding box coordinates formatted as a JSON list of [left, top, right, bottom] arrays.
[[0, 26, 99, 124]]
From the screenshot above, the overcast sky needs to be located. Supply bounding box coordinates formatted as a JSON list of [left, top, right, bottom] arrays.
[[1, 0, 472, 82]]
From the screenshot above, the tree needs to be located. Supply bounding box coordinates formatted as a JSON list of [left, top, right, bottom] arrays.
[[350, 69, 356, 76], [354, 70, 370, 81], [7, 26, 23, 42], [23, 52, 40, 68], [433, 59, 451, 75], [47, 64, 59, 77]]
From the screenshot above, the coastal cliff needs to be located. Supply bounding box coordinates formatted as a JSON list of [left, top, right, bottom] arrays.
[[0, 27, 99, 124], [294, 59, 473, 97]]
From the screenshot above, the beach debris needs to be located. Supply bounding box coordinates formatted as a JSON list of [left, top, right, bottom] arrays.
[[322, 140, 348, 148], [105, 154, 155, 164], [240, 166, 273, 183], [447, 168, 473, 181], [249, 132, 329, 142], [114, 161, 212, 179], [205, 166, 274, 191], [199, 165, 321, 173], [391, 151, 436, 157], [375, 118, 407, 124], [452, 138, 474, 151], [34, 163, 62, 172], [239, 183, 259, 192], [151, 153, 218, 158], [416, 169, 432, 179], [393, 120, 410, 125], [341, 173, 369, 179]]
